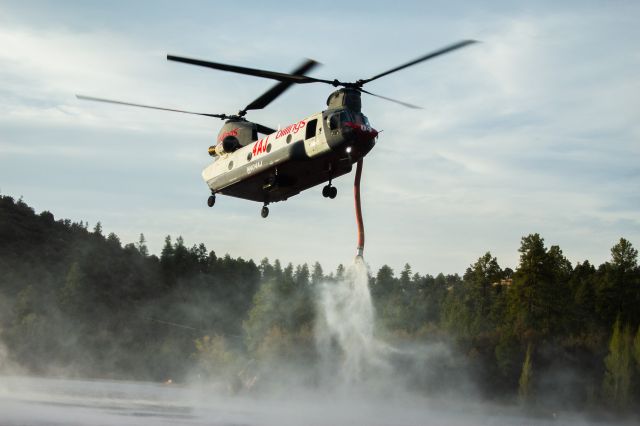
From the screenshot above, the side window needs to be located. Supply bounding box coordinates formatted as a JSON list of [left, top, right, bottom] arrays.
[[328, 114, 339, 130], [305, 119, 317, 139]]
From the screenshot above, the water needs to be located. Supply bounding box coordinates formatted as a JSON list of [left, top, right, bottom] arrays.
[[0, 375, 619, 426], [315, 257, 389, 383]]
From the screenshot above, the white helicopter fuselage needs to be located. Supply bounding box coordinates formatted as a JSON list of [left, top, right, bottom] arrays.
[[202, 108, 377, 204]]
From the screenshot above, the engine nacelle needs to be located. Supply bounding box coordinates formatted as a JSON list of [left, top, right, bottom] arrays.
[[222, 135, 240, 153], [208, 135, 241, 157]]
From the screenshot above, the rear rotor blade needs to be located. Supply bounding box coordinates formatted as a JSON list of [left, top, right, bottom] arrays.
[[358, 40, 478, 85], [167, 54, 333, 85], [243, 59, 320, 113], [76, 95, 228, 119], [255, 123, 277, 135], [359, 88, 422, 109]]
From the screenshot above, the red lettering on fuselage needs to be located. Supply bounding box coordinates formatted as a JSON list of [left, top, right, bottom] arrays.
[[217, 128, 239, 143], [275, 120, 306, 139], [252, 134, 271, 156], [249, 119, 307, 157]]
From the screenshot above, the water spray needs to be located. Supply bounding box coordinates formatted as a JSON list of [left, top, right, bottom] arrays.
[[317, 166, 391, 384], [354, 159, 365, 258]]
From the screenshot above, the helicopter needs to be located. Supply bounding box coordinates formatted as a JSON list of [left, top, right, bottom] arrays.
[[78, 40, 476, 220]]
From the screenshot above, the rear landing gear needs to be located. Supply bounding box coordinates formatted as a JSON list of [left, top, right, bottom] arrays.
[[261, 205, 269, 218], [207, 194, 216, 207], [322, 183, 337, 199]]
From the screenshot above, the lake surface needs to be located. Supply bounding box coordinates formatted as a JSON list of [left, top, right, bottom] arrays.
[[0, 375, 630, 425]]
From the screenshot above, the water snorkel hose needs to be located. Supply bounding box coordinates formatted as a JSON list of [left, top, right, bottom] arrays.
[[354, 159, 365, 258]]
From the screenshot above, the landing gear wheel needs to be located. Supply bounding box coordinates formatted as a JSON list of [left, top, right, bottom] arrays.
[[261, 206, 269, 218], [207, 195, 216, 207], [328, 186, 337, 199], [323, 184, 337, 199]]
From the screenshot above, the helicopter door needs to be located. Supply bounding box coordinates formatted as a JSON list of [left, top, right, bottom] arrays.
[[306, 119, 317, 141], [304, 118, 321, 156]]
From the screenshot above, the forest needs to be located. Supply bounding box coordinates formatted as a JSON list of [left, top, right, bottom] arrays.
[[1, 194, 639, 416]]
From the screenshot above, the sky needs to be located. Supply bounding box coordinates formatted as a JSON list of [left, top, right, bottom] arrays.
[[0, 0, 638, 276]]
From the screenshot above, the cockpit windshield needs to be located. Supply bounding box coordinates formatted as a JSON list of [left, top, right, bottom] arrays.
[[340, 111, 352, 124], [327, 111, 355, 130], [327, 111, 371, 130], [328, 112, 345, 130]]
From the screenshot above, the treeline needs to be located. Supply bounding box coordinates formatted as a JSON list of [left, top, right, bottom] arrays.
[[397, 236, 640, 411], [0, 195, 261, 381], [1, 195, 639, 414]]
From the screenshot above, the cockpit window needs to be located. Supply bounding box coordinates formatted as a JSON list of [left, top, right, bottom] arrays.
[[340, 111, 352, 124], [327, 111, 354, 130], [328, 114, 340, 130]]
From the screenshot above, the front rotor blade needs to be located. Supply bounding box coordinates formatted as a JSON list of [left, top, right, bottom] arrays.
[[359, 89, 422, 109], [167, 54, 333, 85], [255, 123, 277, 135], [76, 95, 227, 119], [243, 59, 320, 112], [359, 40, 478, 85]]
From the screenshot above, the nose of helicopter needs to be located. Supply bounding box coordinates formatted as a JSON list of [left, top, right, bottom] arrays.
[[340, 121, 378, 159], [343, 121, 379, 141]]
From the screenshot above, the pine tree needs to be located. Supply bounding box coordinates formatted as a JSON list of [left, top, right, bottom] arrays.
[[106, 232, 121, 247], [518, 343, 533, 404], [273, 259, 283, 281], [311, 261, 324, 285], [597, 238, 639, 326], [633, 325, 640, 373], [58, 262, 86, 317], [463, 252, 502, 334], [137, 233, 149, 257], [283, 263, 294, 285], [400, 264, 412, 288], [92, 221, 102, 236], [509, 234, 548, 336], [294, 263, 310, 287], [336, 264, 345, 281], [603, 317, 631, 409], [508, 234, 570, 337], [161, 235, 173, 259], [611, 238, 638, 271]]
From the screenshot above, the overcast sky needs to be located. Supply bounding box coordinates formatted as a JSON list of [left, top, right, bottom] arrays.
[[1, 0, 638, 276]]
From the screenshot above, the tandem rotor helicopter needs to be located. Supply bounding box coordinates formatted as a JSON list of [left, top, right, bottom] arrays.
[[78, 40, 476, 255]]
